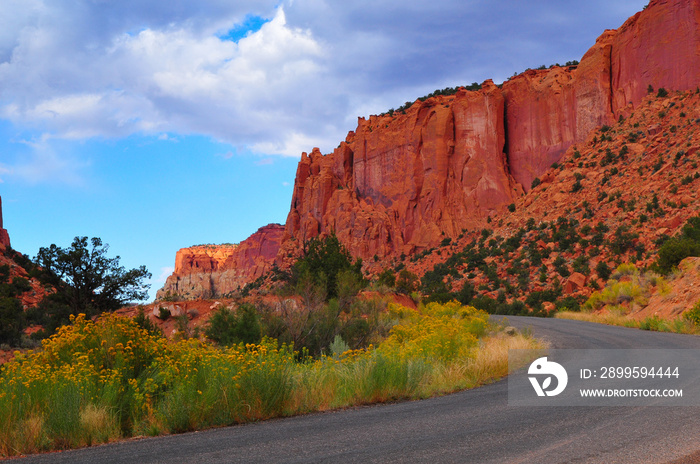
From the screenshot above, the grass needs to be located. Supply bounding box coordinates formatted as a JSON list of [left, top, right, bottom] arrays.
[[555, 311, 700, 334], [584, 264, 670, 312], [561, 263, 700, 335], [0, 302, 541, 457]]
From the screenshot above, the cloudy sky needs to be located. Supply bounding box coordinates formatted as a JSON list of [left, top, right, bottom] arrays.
[[0, 0, 648, 300]]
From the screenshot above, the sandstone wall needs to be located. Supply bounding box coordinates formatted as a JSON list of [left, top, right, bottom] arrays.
[[157, 0, 700, 298], [156, 224, 284, 300]]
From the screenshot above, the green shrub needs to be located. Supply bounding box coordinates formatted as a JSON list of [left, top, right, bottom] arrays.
[[0, 297, 25, 346], [133, 306, 161, 336], [639, 316, 669, 332], [205, 304, 262, 346], [555, 296, 582, 312], [396, 270, 419, 295], [608, 225, 639, 255], [572, 256, 589, 275], [377, 269, 396, 288], [595, 261, 612, 280], [553, 256, 569, 277], [652, 217, 700, 274], [292, 233, 363, 300], [654, 238, 700, 274], [683, 301, 700, 325], [158, 306, 171, 320]]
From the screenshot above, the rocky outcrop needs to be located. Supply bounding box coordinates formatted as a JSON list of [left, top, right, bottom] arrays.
[[611, 0, 700, 114], [501, 30, 615, 190], [0, 196, 10, 249], [282, 80, 523, 260], [156, 224, 284, 300]]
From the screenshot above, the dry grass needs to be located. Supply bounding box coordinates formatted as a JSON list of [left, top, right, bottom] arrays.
[[556, 310, 638, 327], [0, 304, 544, 457], [4, 415, 48, 456], [418, 332, 541, 396], [80, 404, 120, 446], [556, 311, 700, 334]]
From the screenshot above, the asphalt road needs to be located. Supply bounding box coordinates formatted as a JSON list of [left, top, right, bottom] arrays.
[[14, 317, 700, 464]]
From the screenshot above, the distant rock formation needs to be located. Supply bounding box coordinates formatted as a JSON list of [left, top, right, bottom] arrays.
[[280, 81, 523, 261], [156, 224, 284, 300]]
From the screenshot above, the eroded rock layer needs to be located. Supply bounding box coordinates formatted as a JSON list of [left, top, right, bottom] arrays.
[[156, 224, 284, 299], [157, 0, 700, 299]]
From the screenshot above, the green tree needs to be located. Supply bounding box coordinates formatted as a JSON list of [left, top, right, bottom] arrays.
[[595, 261, 612, 281], [395, 269, 419, 294], [655, 238, 700, 274], [0, 297, 25, 345], [653, 216, 700, 274], [291, 233, 363, 300], [376, 269, 396, 288], [34, 237, 151, 331], [205, 304, 262, 346]]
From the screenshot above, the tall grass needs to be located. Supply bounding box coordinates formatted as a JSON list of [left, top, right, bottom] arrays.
[[0, 303, 540, 457], [565, 263, 700, 334], [556, 311, 700, 334]]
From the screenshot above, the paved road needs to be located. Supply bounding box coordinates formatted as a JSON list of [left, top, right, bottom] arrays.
[[15, 317, 700, 463]]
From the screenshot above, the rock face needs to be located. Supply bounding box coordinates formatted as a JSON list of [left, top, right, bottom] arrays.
[[611, 0, 700, 114], [0, 196, 10, 249], [156, 224, 284, 300], [501, 30, 615, 190], [282, 81, 523, 260], [157, 0, 700, 298], [281, 0, 700, 262]]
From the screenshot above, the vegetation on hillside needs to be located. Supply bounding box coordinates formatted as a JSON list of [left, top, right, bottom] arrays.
[[0, 237, 150, 345], [0, 302, 538, 456], [366, 89, 700, 322]]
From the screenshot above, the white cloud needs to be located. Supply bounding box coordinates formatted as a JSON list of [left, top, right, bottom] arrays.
[[5, 137, 89, 185], [0, 5, 339, 157], [154, 266, 175, 286], [0, 0, 650, 173]]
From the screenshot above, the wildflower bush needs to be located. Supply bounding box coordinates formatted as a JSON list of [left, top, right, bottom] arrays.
[[584, 264, 668, 312], [0, 302, 539, 456], [683, 301, 700, 325], [379, 301, 487, 362]]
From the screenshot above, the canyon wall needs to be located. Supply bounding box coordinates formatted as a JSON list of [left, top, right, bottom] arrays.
[[156, 224, 284, 299], [157, 0, 700, 299], [281, 0, 700, 260], [281, 80, 522, 261]]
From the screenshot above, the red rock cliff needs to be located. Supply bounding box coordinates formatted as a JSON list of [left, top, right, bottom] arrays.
[[0, 196, 10, 249], [281, 0, 700, 262], [282, 81, 522, 260], [502, 29, 615, 190], [504, 0, 700, 190], [156, 224, 284, 300], [157, 0, 700, 297], [612, 0, 700, 114]]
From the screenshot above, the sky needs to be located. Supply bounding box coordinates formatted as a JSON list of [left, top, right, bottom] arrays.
[[0, 0, 649, 301]]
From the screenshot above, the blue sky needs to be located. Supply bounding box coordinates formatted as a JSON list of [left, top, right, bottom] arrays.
[[0, 0, 648, 300]]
